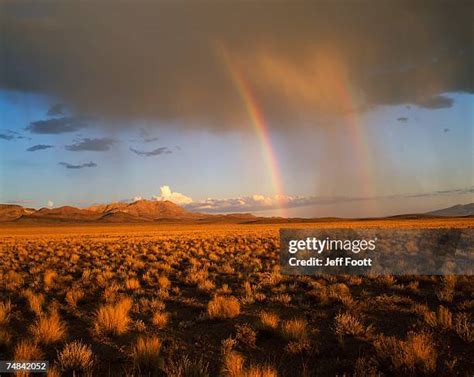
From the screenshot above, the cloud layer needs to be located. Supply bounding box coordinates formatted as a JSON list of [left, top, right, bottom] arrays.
[[26, 144, 54, 152], [65, 138, 116, 152], [59, 161, 97, 169], [27, 117, 91, 134], [130, 147, 172, 157], [1, 2, 471, 132]]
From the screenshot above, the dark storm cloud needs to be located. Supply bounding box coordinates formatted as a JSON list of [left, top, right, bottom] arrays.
[[59, 161, 97, 169], [47, 103, 65, 116], [65, 137, 116, 152], [129, 147, 172, 157], [415, 95, 454, 109], [1, 1, 471, 132], [26, 144, 53, 152], [27, 116, 91, 134]]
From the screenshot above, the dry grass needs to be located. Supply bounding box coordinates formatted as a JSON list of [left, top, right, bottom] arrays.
[[0, 300, 12, 326], [0, 221, 472, 375], [152, 311, 169, 329], [454, 312, 473, 342], [131, 335, 162, 373], [207, 296, 241, 319], [334, 312, 367, 337], [374, 331, 437, 374], [222, 351, 277, 377], [58, 341, 94, 374], [281, 318, 307, 341], [30, 310, 66, 344], [259, 311, 279, 330], [14, 339, 44, 360], [24, 290, 44, 316], [94, 297, 132, 336], [65, 288, 85, 309]]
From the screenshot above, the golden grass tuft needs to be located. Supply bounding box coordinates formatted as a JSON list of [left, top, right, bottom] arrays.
[[259, 311, 279, 330], [30, 310, 66, 344], [65, 288, 85, 309], [125, 278, 141, 291], [334, 312, 366, 336], [131, 335, 162, 373], [281, 318, 307, 341], [23, 290, 44, 316], [152, 312, 169, 329], [158, 276, 171, 290], [222, 351, 277, 377], [374, 331, 437, 374], [94, 297, 133, 336], [207, 296, 240, 319], [0, 300, 12, 326], [14, 339, 44, 360], [223, 351, 245, 377], [58, 341, 94, 374]]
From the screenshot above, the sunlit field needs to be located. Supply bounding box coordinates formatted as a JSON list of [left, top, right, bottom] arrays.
[[0, 219, 473, 376]]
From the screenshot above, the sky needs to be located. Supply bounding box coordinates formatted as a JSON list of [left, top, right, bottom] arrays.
[[0, 1, 472, 218]]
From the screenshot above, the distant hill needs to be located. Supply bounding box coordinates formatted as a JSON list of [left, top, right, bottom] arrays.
[[426, 203, 474, 217], [0, 204, 35, 222], [1, 200, 472, 223], [0, 199, 256, 223], [86, 199, 194, 219]]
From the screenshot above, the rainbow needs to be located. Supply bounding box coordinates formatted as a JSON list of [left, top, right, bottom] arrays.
[[333, 76, 375, 203], [217, 45, 287, 217]]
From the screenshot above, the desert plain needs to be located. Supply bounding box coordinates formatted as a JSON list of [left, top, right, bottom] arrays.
[[0, 218, 473, 376]]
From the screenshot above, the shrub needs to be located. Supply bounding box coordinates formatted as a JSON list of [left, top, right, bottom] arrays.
[[94, 297, 132, 336], [454, 312, 473, 342], [24, 290, 44, 316], [374, 331, 437, 374], [259, 311, 279, 330], [423, 306, 453, 330], [58, 341, 94, 374], [164, 354, 210, 377], [223, 351, 244, 377], [30, 310, 66, 344], [14, 339, 43, 360], [158, 276, 171, 290], [132, 336, 162, 374], [207, 296, 240, 319], [235, 323, 256, 348], [125, 278, 141, 291], [281, 318, 307, 341], [0, 300, 12, 326], [43, 269, 57, 289], [65, 288, 85, 309], [334, 312, 366, 336], [222, 351, 277, 377], [152, 312, 169, 329]]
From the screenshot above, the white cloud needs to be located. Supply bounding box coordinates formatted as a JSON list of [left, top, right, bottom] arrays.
[[185, 194, 299, 213], [153, 185, 193, 205], [47, 200, 54, 208]]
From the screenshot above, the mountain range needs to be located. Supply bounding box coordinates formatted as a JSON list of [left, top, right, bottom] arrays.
[[0, 200, 258, 223], [426, 203, 474, 217], [0, 200, 472, 223]]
